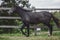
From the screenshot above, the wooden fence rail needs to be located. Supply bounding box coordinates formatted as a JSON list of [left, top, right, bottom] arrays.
[[0, 25, 20, 28], [0, 7, 60, 10], [0, 17, 21, 28], [0, 17, 21, 19]]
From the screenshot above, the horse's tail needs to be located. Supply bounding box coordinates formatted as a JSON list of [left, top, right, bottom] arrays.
[[52, 14, 60, 28]]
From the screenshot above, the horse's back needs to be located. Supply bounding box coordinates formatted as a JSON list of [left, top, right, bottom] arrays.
[[27, 11, 52, 18], [26, 11, 52, 24]]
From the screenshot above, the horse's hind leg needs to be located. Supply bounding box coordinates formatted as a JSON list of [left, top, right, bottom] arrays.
[[47, 24, 53, 36]]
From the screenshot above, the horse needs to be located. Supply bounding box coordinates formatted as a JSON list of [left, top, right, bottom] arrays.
[[8, 6, 60, 37]]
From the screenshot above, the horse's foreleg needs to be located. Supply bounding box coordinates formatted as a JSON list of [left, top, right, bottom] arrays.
[[26, 24, 30, 37], [20, 24, 26, 36]]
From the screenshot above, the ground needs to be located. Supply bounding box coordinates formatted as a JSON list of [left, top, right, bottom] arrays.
[[0, 36, 60, 40], [0, 31, 60, 40]]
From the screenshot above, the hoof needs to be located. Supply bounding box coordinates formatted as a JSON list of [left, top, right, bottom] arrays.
[[26, 35, 29, 37], [48, 34, 52, 37]]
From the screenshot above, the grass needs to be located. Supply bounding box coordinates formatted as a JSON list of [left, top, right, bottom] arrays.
[[0, 36, 60, 40], [0, 37, 10, 40], [0, 31, 60, 40]]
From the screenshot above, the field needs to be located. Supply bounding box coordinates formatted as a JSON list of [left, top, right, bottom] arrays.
[[0, 31, 60, 40]]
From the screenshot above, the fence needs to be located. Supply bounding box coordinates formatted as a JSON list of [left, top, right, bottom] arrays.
[[0, 7, 60, 28], [0, 17, 21, 28]]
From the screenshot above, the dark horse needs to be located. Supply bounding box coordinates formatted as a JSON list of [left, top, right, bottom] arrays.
[[8, 6, 60, 37]]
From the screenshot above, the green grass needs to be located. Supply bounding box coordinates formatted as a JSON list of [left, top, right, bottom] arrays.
[[0, 37, 10, 40], [0, 31, 60, 40], [0, 36, 60, 40]]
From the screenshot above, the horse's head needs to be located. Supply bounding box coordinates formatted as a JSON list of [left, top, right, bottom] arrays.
[[8, 6, 16, 15], [8, 5, 23, 15]]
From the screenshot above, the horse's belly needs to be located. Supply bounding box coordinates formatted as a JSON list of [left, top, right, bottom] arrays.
[[30, 17, 50, 24], [30, 19, 41, 24]]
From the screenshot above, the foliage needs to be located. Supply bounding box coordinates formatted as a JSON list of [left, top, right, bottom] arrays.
[[1, 0, 30, 7], [0, 0, 31, 33]]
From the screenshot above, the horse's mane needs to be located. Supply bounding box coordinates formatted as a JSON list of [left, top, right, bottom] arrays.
[[16, 6, 32, 12], [23, 9, 32, 12]]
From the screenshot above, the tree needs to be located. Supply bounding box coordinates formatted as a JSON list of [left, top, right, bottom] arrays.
[[1, 0, 31, 8], [0, 0, 31, 33]]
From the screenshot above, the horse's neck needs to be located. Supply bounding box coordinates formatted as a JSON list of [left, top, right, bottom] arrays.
[[17, 8, 26, 18]]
